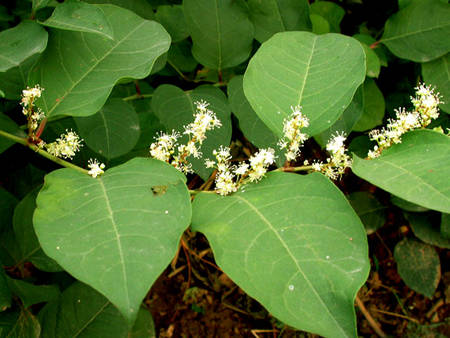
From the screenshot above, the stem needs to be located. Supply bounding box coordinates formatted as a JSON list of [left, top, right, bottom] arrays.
[[189, 189, 215, 195], [167, 60, 190, 81], [355, 295, 387, 338], [0, 130, 89, 175], [273, 165, 313, 172], [122, 93, 153, 101]]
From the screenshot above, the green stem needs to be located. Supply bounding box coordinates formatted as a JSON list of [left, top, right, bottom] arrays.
[[0, 130, 89, 175], [122, 93, 153, 101], [189, 189, 215, 195]]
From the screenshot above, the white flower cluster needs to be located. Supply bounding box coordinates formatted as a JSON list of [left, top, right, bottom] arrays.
[[277, 105, 309, 161], [206, 146, 275, 196], [149, 101, 221, 174], [87, 158, 105, 178], [44, 129, 83, 160], [368, 83, 441, 159], [20, 85, 45, 132], [312, 132, 352, 180]]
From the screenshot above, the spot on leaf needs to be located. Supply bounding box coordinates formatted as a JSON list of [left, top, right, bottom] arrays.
[[151, 185, 168, 196]]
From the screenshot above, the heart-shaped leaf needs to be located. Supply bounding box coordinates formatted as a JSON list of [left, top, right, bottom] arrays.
[[33, 158, 191, 325], [30, 4, 171, 118], [248, 0, 311, 43], [381, 0, 450, 62], [243, 31, 366, 137], [352, 130, 450, 213], [41, 0, 114, 39], [192, 172, 369, 337], [183, 0, 254, 70], [38, 282, 155, 337]]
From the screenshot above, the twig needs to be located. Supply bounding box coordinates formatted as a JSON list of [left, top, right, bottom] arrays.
[[426, 299, 444, 319], [250, 329, 279, 338], [355, 295, 387, 337], [372, 308, 420, 324]]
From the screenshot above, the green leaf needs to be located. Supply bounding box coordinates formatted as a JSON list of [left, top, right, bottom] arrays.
[[348, 191, 386, 234], [151, 84, 232, 180], [422, 53, 450, 113], [74, 99, 140, 159], [391, 195, 429, 212], [0, 308, 40, 338], [38, 282, 156, 338], [41, 0, 114, 40], [381, 0, 450, 62], [352, 130, 450, 214], [33, 158, 191, 325], [243, 32, 366, 137], [355, 39, 380, 78], [227, 76, 283, 165], [191, 172, 369, 337], [315, 85, 364, 147], [0, 114, 26, 155], [0, 188, 18, 233], [0, 264, 11, 311], [248, 0, 311, 43], [394, 238, 440, 298], [167, 40, 198, 73], [310, 14, 330, 35], [183, 0, 254, 70], [6, 277, 59, 308], [30, 4, 171, 118], [33, 0, 52, 11], [405, 212, 450, 249], [12, 187, 62, 272], [84, 0, 155, 20], [352, 78, 385, 132], [442, 213, 450, 239], [0, 21, 48, 73], [310, 0, 345, 33], [155, 5, 189, 43]]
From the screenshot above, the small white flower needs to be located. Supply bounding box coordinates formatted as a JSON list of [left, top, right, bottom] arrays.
[[21, 85, 43, 107], [87, 159, 105, 178], [204, 159, 215, 168], [46, 129, 83, 159], [234, 163, 249, 176], [278, 105, 309, 162]]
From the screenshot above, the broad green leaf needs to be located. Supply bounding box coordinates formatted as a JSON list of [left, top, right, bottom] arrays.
[[381, 0, 450, 62], [422, 53, 450, 113], [0, 264, 11, 311], [167, 40, 198, 73], [405, 212, 450, 249], [352, 130, 450, 214], [74, 99, 140, 159], [41, 0, 114, 40], [353, 78, 385, 132], [391, 195, 429, 212], [0, 114, 26, 154], [33, 0, 52, 11], [38, 282, 156, 338], [243, 31, 366, 137], [352, 33, 388, 67], [394, 238, 440, 298], [84, 0, 154, 20], [12, 187, 62, 272], [354, 38, 380, 78], [0, 21, 48, 72], [151, 84, 232, 180], [227, 76, 283, 165], [248, 0, 311, 43], [310, 14, 330, 35], [155, 5, 189, 43], [183, 0, 254, 70], [310, 0, 345, 33], [5, 277, 59, 308], [348, 191, 386, 234], [0, 308, 40, 338], [33, 158, 191, 324], [192, 172, 369, 337], [30, 4, 171, 118], [0, 21, 48, 99], [315, 85, 364, 147], [442, 213, 450, 239]]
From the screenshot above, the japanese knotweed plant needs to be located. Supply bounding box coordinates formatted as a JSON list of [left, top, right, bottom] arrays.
[[0, 1, 449, 337]]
